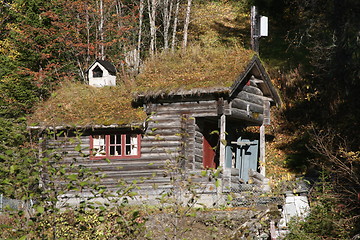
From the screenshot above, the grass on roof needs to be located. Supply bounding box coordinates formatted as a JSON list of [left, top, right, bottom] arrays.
[[135, 45, 254, 94], [29, 46, 255, 127], [28, 82, 146, 127]]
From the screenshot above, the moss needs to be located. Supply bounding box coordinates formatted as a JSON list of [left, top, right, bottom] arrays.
[[135, 45, 255, 95], [29, 46, 255, 127], [28, 82, 146, 127]]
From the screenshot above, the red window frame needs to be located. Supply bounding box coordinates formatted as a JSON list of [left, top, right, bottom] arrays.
[[90, 134, 141, 159]]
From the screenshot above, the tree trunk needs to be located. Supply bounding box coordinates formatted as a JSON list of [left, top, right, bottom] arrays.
[[86, 4, 90, 64], [182, 0, 192, 51], [147, 0, 157, 57], [171, 0, 180, 52], [136, 0, 144, 71], [99, 0, 105, 60], [162, 0, 173, 51], [115, 0, 123, 30]]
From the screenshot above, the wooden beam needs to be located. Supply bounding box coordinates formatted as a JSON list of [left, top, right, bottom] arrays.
[[231, 108, 264, 124], [259, 124, 266, 177], [243, 85, 263, 95], [236, 91, 264, 106], [219, 114, 226, 168], [232, 98, 264, 113]]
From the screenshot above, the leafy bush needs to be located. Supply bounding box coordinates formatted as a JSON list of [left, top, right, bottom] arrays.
[[0, 130, 147, 239], [287, 171, 353, 240]]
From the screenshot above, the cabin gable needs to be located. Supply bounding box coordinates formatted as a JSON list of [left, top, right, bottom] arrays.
[[230, 55, 281, 107], [226, 55, 281, 125]]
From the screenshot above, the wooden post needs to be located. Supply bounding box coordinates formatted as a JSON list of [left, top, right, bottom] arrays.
[[251, 6, 259, 53], [259, 124, 266, 177], [219, 114, 231, 193], [219, 114, 226, 168]]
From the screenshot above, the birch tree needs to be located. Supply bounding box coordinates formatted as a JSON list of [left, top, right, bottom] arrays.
[[162, 0, 173, 51], [98, 0, 105, 59], [136, 0, 144, 71], [182, 0, 192, 50], [171, 0, 180, 52], [147, 0, 158, 56]]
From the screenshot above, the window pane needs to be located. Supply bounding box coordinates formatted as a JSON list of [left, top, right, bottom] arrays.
[[116, 135, 122, 144], [126, 145, 131, 155], [130, 145, 138, 155], [110, 145, 115, 155], [93, 66, 103, 78], [92, 134, 139, 158], [125, 135, 138, 156], [93, 135, 105, 156], [93, 135, 105, 146], [131, 135, 138, 144], [116, 146, 122, 156]]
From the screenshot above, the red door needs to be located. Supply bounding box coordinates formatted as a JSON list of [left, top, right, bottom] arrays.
[[203, 137, 216, 168]]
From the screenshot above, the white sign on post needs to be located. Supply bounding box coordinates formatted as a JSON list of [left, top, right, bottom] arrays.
[[260, 16, 268, 37]]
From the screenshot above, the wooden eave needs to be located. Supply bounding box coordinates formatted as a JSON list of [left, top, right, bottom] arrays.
[[27, 122, 144, 134], [230, 55, 282, 107], [133, 87, 230, 107]]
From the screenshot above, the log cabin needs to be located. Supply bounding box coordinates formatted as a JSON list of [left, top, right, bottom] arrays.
[[28, 47, 281, 198]]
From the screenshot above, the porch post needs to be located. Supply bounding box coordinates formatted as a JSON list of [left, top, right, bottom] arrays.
[[259, 124, 266, 176], [219, 114, 226, 168], [220, 114, 231, 193]]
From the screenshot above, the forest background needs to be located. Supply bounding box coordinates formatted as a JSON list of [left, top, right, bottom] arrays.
[[0, 0, 360, 239]]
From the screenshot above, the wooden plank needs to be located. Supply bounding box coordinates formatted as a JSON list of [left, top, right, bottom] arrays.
[[154, 110, 218, 117], [147, 113, 181, 120], [223, 100, 231, 115], [71, 165, 166, 173], [141, 146, 182, 154], [147, 121, 182, 128], [243, 85, 263, 96], [232, 98, 264, 113], [231, 108, 264, 124], [236, 91, 264, 106], [153, 102, 217, 112], [263, 100, 271, 125], [145, 129, 184, 136], [259, 124, 266, 177], [190, 111, 218, 117], [139, 152, 180, 159], [141, 141, 181, 147], [219, 115, 226, 168], [142, 135, 182, 141]]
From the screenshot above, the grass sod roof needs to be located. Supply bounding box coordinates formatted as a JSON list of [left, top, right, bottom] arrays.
[[29, 46, 255, 128], [28, 82, 147, 128], [135, 46, 255, 97]]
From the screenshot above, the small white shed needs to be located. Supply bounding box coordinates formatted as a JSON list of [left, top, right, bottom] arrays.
[[87, 60, 117, 87]]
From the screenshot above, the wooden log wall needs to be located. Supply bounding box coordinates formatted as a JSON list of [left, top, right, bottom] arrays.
[[43, 99, 221, 191], [230, 79, 266, 125]]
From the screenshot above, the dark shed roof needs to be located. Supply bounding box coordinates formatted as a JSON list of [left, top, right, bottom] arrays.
[[87, 59, 117, 75]]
